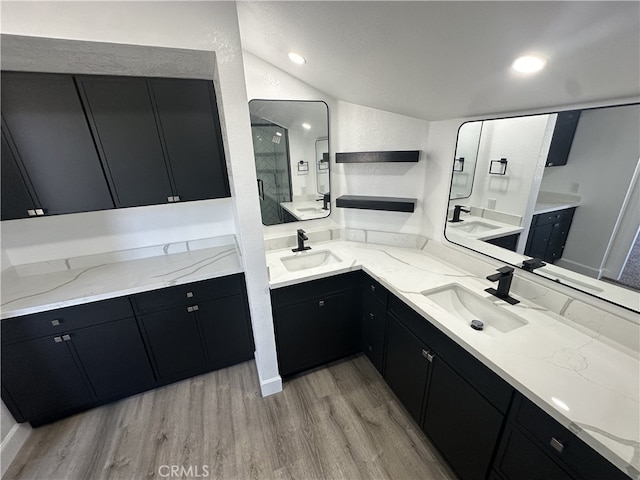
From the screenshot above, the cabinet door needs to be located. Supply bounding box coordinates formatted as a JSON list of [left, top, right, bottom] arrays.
[[524, 223, 553, 261], [140, 307, 207, 381], [547, 220, 573, 262], [1, 128, 37, 220], [1, 336, 93, 421], [384, 314, 430, 423], [422, 355, 504, 480], [78, 76, 173, 208], [70, 318, 155, 398], [197, 295, 254, 370], [495, 426, 573, 480], [361, 292, 387, 374], [1, 72, 114, 215], [150, 78, 230, 201], [274, 300, 325, 376], [324, 290, 361, 361]]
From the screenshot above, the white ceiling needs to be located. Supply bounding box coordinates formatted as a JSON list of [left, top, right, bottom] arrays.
[[236, 1, 640, 121]]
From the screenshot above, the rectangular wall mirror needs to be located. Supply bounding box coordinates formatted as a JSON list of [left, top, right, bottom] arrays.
[[249, 99, 330, 226], [445, 103, 640, 312]]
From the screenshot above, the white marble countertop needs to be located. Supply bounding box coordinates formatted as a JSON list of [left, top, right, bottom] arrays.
[[534, 191, 582, 215], [266, 240, 640, 479], [1, 236, 243, 319], [445, 214, 524, 242]]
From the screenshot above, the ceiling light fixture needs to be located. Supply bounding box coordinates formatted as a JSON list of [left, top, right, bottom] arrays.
[[512, 54, 547, 74], [288, 52, 306, 65], [302, 123, 311, 130]]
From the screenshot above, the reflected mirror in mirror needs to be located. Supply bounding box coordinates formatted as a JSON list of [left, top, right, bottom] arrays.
[[249, 99, 330, 226], [445, 103, 640, 312]]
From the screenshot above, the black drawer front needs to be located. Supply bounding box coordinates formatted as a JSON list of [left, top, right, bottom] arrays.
[[362, 272, 389, 306], [271, 271, 361, 308], [512, 394, 629, 480], [532, 208, 575, 227], [132, 274, 244, 313], [388, 294, 513, 413], [1, 297, 134, 345]]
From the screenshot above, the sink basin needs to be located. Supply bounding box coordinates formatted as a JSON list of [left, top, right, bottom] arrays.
[[421, 284, 528, 336], [281, 250, 341, 272], [450, 220, 500, 234]]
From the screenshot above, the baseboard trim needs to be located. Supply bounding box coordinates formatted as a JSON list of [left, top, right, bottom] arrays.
[[1, 422, 31, 478]]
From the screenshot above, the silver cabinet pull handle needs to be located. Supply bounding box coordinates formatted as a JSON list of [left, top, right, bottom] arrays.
[[35, 209, 45, 216], [27, 210, 37, 217], [421, 349, 429, 359], [427, 352, 435, 362], [318, 300, 325, 307], [54, 336, 63, 343], [51, 319, 61, 326], [369, 313, 375, 320], [173, 195, 180, 202], [167, 196, 174, 203], [370, 285, 375, 292], [550, 437, 564, 453], [62, 334, 71, 341], [192, 305, 199, 311], [187, 306, 193, 313], [186, 292, 194, 298]]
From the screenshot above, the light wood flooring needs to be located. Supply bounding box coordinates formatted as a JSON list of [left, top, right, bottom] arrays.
[[4, 355, 457, 480]]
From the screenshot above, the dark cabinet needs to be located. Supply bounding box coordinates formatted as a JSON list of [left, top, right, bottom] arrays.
[[486, 233, 520, 252], [2, 274, 254, 426], [494, 393, 629, 480], [422, 354, 504, 480], [78, 75, 229, 208], [361, 274, 388, 374], [1, 128, 37, 220], [271, 272, 361, 377], [0, 298, 153, 425], [525, 208, 576, 263], [384, 313, 430, 423], [546, 110, 581, 167], [0, 72, 114, 219], [133, 274, 254, 383]]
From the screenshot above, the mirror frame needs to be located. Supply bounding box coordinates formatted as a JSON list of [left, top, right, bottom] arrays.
[[249, 99, 331, 226], [444, 102, 640, 314]]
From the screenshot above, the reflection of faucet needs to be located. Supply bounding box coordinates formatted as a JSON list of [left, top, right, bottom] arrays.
[[292, 229, 311, 252], [450, 205, 471, 222], [485, 266, 520, 305], [522, 258, 546, 272], [316, 193, 330, 210]]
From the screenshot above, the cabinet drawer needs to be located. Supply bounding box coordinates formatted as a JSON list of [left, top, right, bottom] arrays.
[[132, 274, 244, 313], [511, 394, 628, 480], [362, 292, 387, 337], [271, 271, 361, 308], [1, 297, 134, 345], [532, 208, 575, 227], [362, 273, 389, 306]]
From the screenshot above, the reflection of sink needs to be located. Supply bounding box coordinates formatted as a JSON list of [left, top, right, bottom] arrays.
[[421, 284, 528, 336], [450, 220, 500, 234], [281, 250, 341, 272]]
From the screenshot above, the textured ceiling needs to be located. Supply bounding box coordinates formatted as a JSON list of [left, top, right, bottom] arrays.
[[237, 1, 640, 120]]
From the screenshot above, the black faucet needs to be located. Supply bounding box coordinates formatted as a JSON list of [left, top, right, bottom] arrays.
[[316, 193, 330, 210], [450, 205, 471, 222], [522, 258, 546, 272], [292, 229, 311, 252], [485, 266, 520, 305]]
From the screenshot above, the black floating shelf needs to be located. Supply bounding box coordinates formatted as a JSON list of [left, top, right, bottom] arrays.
[[336, 195, 416, 213], [336, 150, 420, 163]]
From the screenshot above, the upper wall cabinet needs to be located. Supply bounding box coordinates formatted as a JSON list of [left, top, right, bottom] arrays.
[[77, 76, 230, 208], [1, 72, 115, 219], [0, 71, 230, 220]]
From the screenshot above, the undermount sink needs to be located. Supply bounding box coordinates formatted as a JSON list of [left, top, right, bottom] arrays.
[[450, 220, 500, 234], [281, 250, 341, 272], [421, 284, 528, 336]]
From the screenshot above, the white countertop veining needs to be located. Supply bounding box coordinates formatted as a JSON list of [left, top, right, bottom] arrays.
[[266, 239, 640, 479], [1, 236, 243, 319]]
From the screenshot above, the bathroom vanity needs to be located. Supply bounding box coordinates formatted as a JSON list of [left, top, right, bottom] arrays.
[[265, 236, 638, 480]]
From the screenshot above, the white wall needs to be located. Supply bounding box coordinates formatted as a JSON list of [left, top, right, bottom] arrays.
[[0, 2, 281, 468], [540, 104, 640, 277]]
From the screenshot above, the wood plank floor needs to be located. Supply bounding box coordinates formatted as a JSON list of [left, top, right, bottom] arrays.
[[4, 355, 457, 480]]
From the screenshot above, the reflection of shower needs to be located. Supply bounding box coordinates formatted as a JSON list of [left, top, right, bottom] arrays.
[[251, 122, 293, 225]]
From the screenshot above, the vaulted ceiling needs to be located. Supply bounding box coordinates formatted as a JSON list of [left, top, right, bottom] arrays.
[[237, 1, 640, 120]]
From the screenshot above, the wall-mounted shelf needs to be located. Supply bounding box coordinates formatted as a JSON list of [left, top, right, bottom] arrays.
[[336, 150, 420, 163], [336, 195, 416, 213]]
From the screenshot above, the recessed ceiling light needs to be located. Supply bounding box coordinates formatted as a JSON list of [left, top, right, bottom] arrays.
[[302, 123, 311, 130], [288, 52, 306, 65], [512, 54, 547, 74], [275, 131, 282, 137]]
